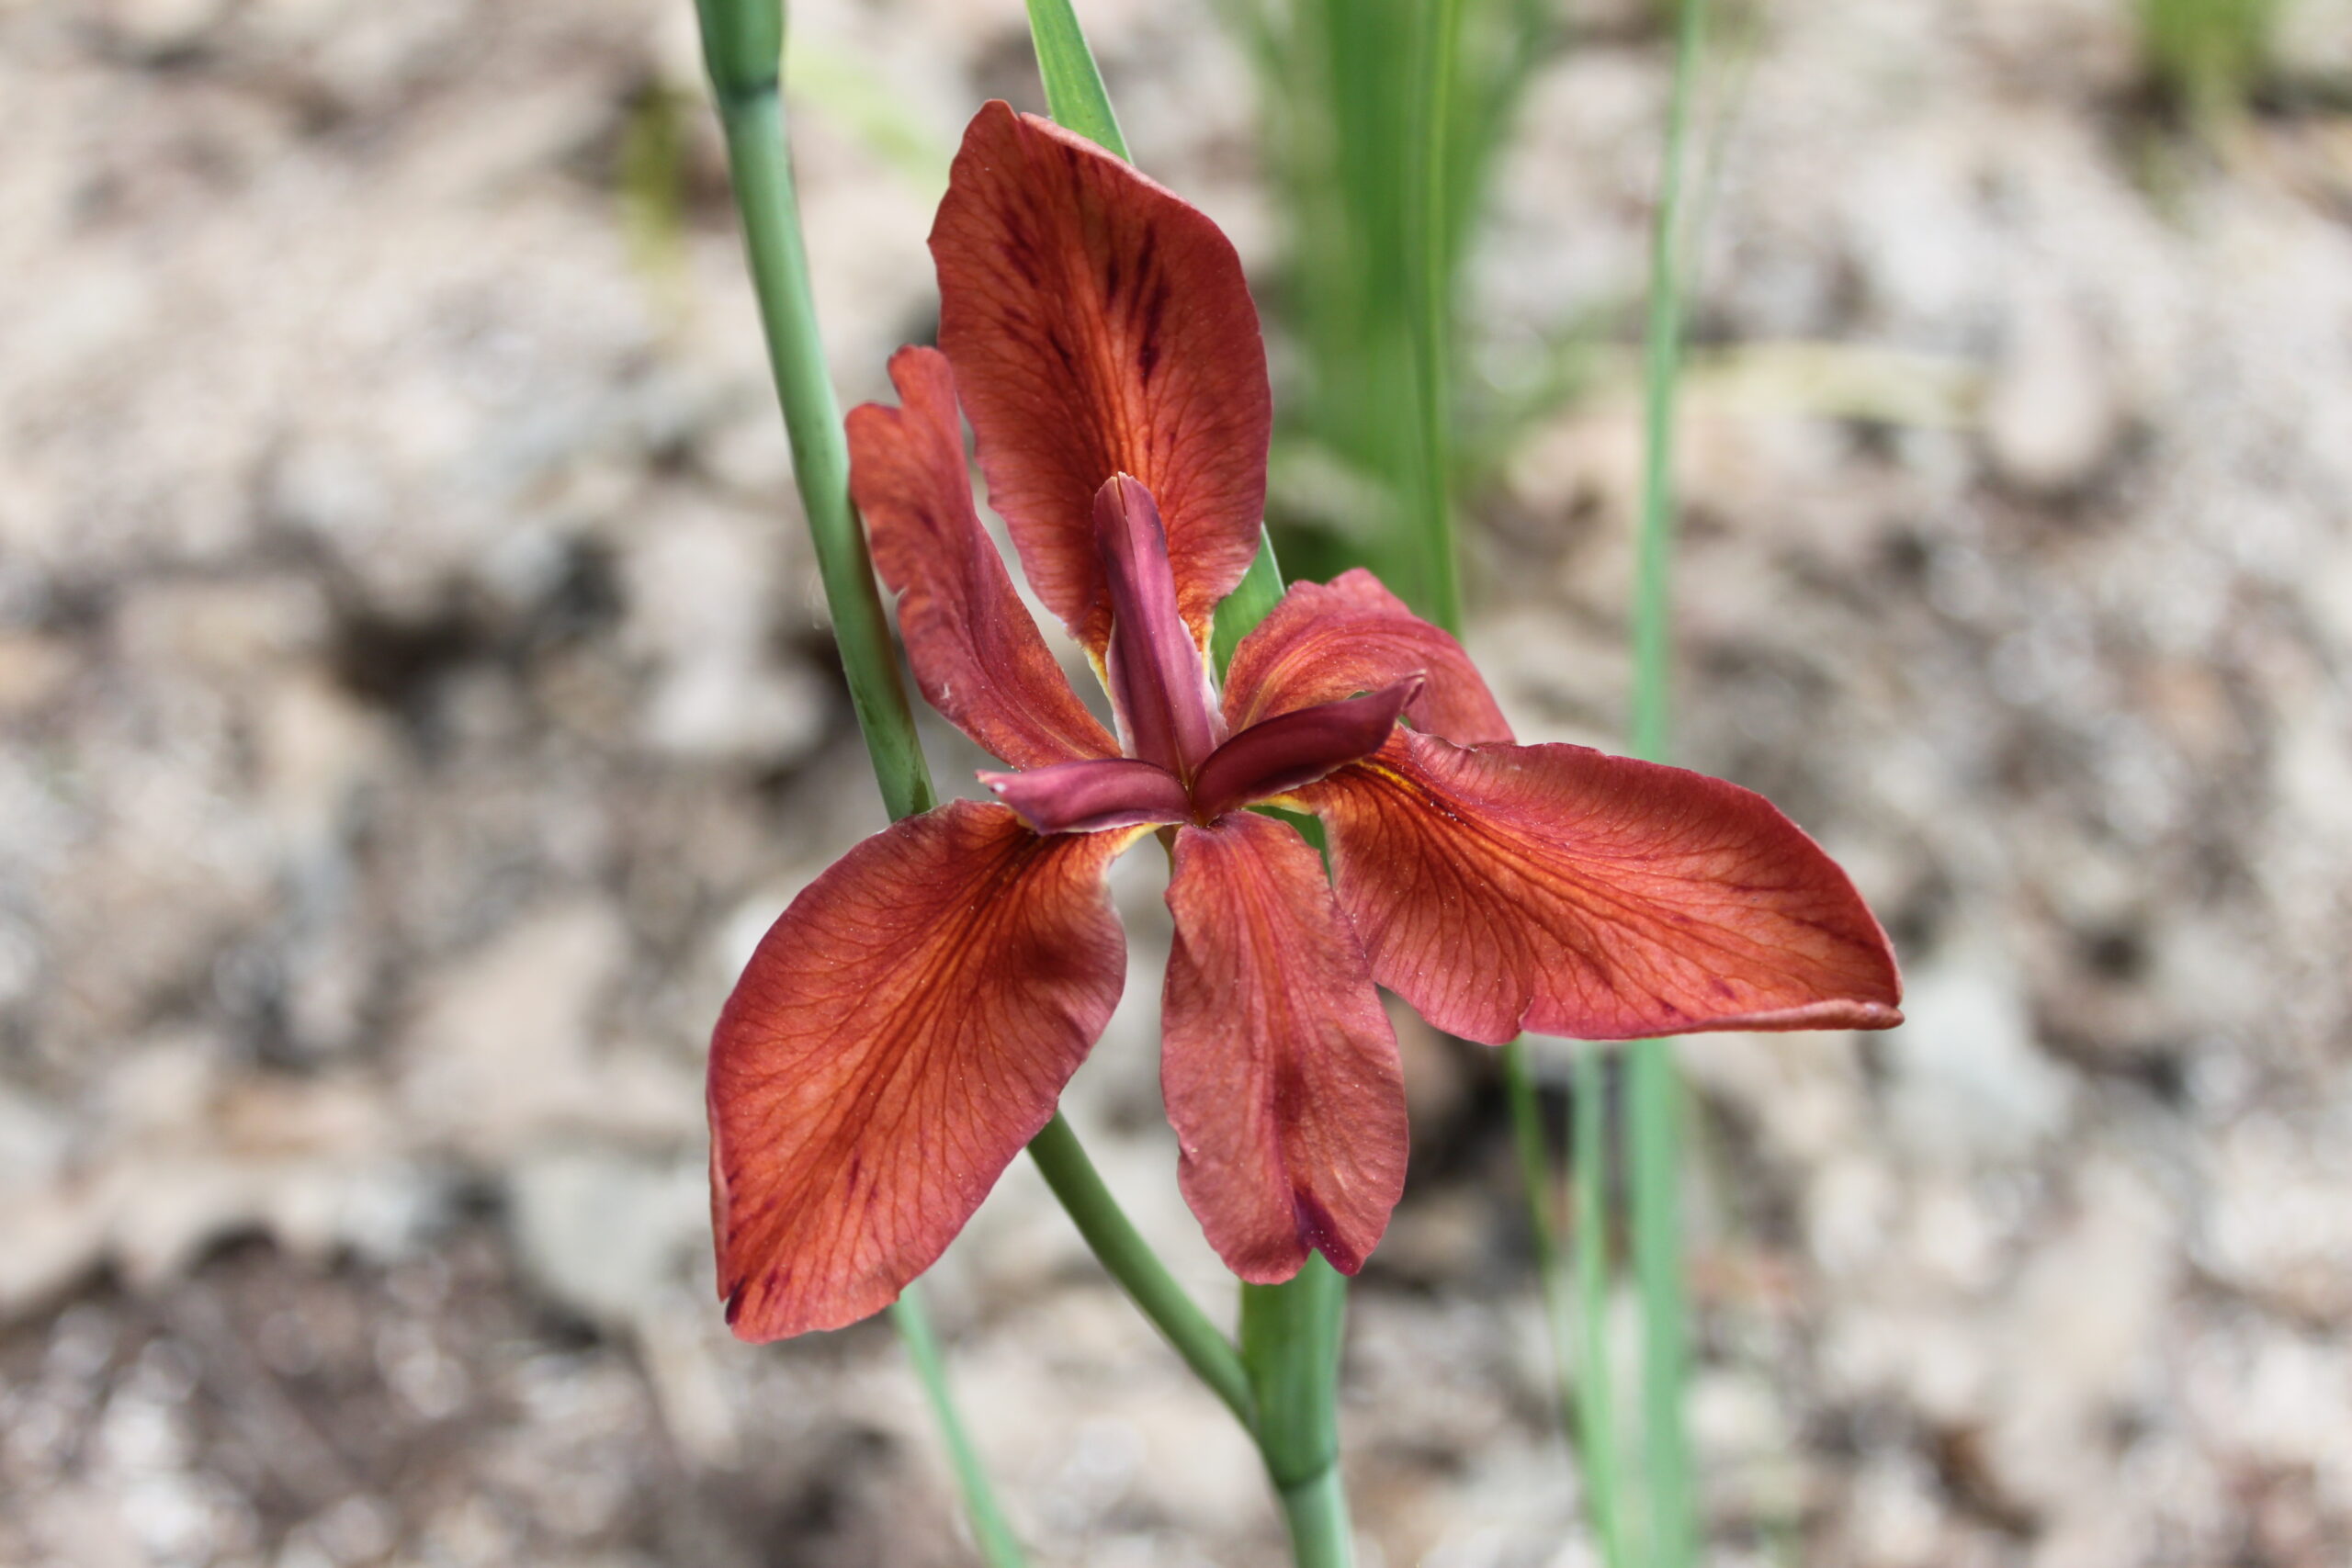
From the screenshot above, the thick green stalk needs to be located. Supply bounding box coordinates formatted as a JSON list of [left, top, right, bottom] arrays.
[[890, 1292, 1029, 1568], [1241, 1257, 1354, 1568], [1626, 0, 1708, 1562], [1026, 1113, 1256, 1427], [1024, 0, 1129, 158]]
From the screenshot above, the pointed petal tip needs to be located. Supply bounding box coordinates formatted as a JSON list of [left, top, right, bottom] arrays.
[[1306, 733, 1905, 1044], [1294, 1187, 1373, 1276], [1317, 1244, 1369, 1279]]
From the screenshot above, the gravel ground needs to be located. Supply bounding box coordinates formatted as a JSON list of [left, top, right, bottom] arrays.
[[4, 0, 2351, 1564]]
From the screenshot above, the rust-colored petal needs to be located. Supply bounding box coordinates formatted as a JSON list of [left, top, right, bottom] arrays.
[[1223, 569, 1513, 745], [710, 801, 1138, 1339], [1303, 732, 1903, 1043], [933, 101, 1271, 657], [1161, 811, 1408, 1282], [846, 346, 1118, 769]]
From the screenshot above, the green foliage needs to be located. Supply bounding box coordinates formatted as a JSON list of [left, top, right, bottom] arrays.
[[2139, 0, 2280, 122], [616, 84, 691, 304], [1025, 0, 1131, 158], [1223, 0, 1556, 619]]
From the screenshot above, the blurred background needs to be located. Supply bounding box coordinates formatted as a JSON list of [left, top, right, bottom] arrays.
[[5, 0, 2352, 1562]]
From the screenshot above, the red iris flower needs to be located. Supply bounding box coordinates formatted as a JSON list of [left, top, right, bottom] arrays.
[[709, 103, 1902, 1340]]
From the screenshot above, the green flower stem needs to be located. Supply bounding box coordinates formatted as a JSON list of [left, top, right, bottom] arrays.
[[1241, 1257, 1354, 1568], [1023, 0, 1129, 158], [1627, 0, 1709, 1562], [889, 1291, 1029, 1568], [1026, 1113, 1256, 1427], [704, 51, 933, 821]]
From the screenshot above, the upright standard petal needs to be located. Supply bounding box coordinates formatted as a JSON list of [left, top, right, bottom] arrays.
[[847, 346, 1118, 770], [933, 102, 1272, 656], [1223, 569, 1513, 745], [1161, 812, 1408, 1282], [1095, 476, 1222, 777], [710, 801, 1136, 1339], [1304, 732, 1903, 1043]]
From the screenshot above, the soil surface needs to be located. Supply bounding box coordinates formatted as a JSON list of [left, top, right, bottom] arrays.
[[4, 0, 2350, 1564]]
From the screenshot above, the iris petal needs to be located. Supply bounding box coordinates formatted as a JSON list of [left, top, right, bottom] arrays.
[[709, 802, 1138, 1339], [848, 347, 1119, 769], [1162, 811, 1408, 1281], [1303, 732, 1904, 1043], [1224, 569, 1513, 745], [932, 103, 1272, 657]]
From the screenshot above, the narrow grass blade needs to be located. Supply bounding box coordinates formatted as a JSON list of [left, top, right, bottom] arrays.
[[1627, 0, 1710, 1562], [1572, 1041, 1628, 1567], [890, 1291, 1029, 1568], [1407, 0, 1467, 632], [1024, 0, 1130, 158], [1397, 1, 1599, 1549], [1502, 1040, 1594, 1508]]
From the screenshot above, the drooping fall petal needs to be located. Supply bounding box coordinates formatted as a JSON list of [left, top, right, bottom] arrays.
[[1222, 569, 1514, 746], [846, 346, 1117, 770], [1303, 731, 1903, 1043], [933, 101, 1271, 657], [1095, 476, 1222, 777], [980, 757, 1190, 835], [1161, 811, 1408, 1282], [1189, 679, 1419, 822], [710, 801, 1137, 1339]]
